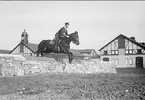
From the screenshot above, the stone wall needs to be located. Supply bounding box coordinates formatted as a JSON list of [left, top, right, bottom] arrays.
[[0, 54, 116, 77], [0, 54, 26, 77]]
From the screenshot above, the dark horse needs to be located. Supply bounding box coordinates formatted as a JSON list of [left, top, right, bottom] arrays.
[[36, 31, 80, 64]]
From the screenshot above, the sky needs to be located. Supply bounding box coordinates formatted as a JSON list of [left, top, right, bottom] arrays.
[[0, 1, 145, 53]]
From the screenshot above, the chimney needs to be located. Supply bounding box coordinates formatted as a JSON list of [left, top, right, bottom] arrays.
[[130, 36, 135, 41], [141, 42, 145, 46]]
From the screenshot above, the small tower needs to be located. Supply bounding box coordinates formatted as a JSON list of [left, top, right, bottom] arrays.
[[21, 29, 29, 45], [20, 29, 29, 53]]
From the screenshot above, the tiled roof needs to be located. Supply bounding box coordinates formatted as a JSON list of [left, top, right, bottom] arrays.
[[76, 49, 100, 58], [77, 49, 96, 53], [27, 43, 38, 52], [99, 34, 145, 51], [69, 49, 84, 56], [0, 49, 11, 54]]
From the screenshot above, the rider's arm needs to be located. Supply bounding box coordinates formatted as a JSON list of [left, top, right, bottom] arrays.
[[63, 32, 69, 38], [60, 27, 69, 38]]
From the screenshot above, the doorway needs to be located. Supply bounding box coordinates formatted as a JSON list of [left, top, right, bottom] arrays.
[[136, 57, 143, 69]]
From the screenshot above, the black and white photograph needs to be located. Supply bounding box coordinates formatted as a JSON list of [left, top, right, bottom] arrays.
[[0, 1, 145, 100]]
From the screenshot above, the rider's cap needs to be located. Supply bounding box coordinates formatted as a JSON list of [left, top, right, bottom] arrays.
[[65, 22, 69, 25]]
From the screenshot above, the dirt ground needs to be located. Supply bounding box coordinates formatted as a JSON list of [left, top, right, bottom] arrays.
[[0, 73, 145, 100]]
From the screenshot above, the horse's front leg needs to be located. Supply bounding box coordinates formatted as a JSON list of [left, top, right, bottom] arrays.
[[61, 47, 73, 64], [70, 52, 73, 63], [67, 51, 73, 64]]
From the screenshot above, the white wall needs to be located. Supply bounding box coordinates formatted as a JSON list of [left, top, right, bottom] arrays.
[[100, 49, 145, 68], [100, 54, 145, 68], [11, 45, 35, 56], [11, 46, 20, 54]]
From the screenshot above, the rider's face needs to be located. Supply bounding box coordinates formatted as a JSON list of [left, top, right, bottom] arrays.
[[65, 24, 69, 28]]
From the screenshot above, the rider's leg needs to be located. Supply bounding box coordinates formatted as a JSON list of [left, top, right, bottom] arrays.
[[54, 39, 58, 49], [57, 40, 61, 52], [54, 39, 60, 52]]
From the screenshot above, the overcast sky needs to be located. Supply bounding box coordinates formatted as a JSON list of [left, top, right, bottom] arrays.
[[0, 1, 145, 52]]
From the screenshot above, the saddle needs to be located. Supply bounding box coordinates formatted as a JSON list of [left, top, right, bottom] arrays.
[[49, 40, 55, 44]]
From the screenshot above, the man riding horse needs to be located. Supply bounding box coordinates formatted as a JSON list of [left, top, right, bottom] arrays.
[[37, 22, 80, 64], [54, 22, 70, 52]]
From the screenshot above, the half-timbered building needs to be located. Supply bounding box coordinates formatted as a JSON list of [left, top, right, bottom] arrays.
[[99, 34, 145, 69]]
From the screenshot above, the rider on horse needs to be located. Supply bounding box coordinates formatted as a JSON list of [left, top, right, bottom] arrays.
[[54, 22, 70, 51]]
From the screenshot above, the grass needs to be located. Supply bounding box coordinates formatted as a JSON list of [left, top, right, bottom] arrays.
[[0, 73, 145, 100]]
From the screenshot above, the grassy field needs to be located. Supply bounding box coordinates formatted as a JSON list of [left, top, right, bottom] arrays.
[[0, 73, 145, 100]]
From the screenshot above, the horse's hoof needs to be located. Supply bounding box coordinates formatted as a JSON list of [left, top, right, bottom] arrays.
[[69, 61, 73, 64]]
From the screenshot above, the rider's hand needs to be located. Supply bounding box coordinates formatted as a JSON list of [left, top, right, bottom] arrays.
[[66, 35, 69, 38]]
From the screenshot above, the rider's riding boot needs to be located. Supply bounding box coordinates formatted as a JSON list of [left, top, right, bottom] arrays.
[[54, 44, 58, 51], [57, 40, 60, 52], [54, 41, 60, 52]]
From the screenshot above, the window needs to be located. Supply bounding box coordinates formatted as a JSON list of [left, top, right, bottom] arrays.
[[108, 50, 111, 54], [112, 51, 115, 54], [125, 39, 145, 54], [129, 58, 133, 65], [101, 39, 119, 55], [133, 50, 137, 54], [125, 58, 128, 65], [142, 49, 145, 53], [126, 50, 129, 54], [112, 59, 119, 65], [137, 49, 142, 54], [115, 59, 119, 65], [103, 57, 109, 62], [115, 51, 118, 54], [104, 51, 108, 55], [30, 53, 32, 56], [129, 50, 133, 54]]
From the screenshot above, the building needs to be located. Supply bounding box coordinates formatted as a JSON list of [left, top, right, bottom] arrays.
[[0, 49, 10, 54], [9, 29, 38, 56], [77, 49, 99, 59], [99, 34, 145, 69]]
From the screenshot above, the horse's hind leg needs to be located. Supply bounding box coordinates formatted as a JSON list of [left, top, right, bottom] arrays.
[[36, 53, 39, 57], [41, 52, 43, 57], [36, 51, 39, 57]]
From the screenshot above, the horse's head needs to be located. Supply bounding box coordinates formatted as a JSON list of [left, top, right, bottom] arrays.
[[69, 31, 80, 45]]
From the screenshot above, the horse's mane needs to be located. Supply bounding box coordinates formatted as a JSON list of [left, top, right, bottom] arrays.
[[69, 31, 78, 37]]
